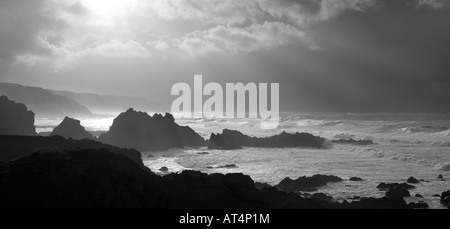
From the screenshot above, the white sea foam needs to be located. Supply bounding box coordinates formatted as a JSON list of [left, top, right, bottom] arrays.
[[435, 162, 450, 171]]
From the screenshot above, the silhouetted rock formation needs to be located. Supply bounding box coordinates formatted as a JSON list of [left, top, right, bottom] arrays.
[[159, 167, 169, 172], [99, 109, 206, 151], [0, 96, 37, 136], [50, 117, 94, 140], [0, 135, 142, 166], [386, 186, 411, 198], [377, 182, 415, 191], [208, 129, 327, 150], [406, 177, 420, 184], [349, 177, 364, 181], [0, 83, 92, 118], [276, 175, 343, 192], [441, 191, 450, 209], [332, 138, 376, 145], [407, 201, 429, 209], [415, 194, 424, 198], [0, 148, 439, 209], [0, 149, 323, 209], [162, 170, 322, 209], [0, 148, 163, 209]]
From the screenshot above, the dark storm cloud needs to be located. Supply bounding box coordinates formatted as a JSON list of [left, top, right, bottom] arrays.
[[283, 0, 450, 112], [0, 0, 63, 61], [0, 0, 90, 62], [1, 0, 449, 113]]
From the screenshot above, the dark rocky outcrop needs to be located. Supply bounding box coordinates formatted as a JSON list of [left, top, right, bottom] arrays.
[[437, 174, 444, 179], [377, 182, 415, 191], [441, 191, 450, 209], [406, 177, 420, 184], [332, 138, 376, 145], [0, 135, 142, 166], [0, 148, 163, 209], [162, 170, 322, 209], [159, 167, 169, 172], [349, 177, 364, 182], [0, 149, 323, 209], [386, 186, 411, 198], [276, 175, 343, 192], [50, 117, 94, 140], [99, 109, 206, 151], [208, 129, 327, 150], [0, 148, 437, 209], [415, 194, 424, 198], [255, 182, 272, 190], [407, 201, 429, 209], [0, 96, 37, 136], [218, 164, 238, 169]]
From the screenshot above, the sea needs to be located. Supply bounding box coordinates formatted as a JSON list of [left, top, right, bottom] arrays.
[[36, 113, 450, 209]]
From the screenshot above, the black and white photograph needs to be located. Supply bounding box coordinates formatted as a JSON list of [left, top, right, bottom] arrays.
[[0, 0, 449, 219]]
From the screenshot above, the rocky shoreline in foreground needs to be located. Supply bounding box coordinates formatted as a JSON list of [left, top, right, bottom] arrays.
[[1, 147, 448, 209]]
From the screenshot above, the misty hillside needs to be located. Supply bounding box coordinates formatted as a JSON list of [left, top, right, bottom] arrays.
[[0, 83, 92, 118], [48, 90, 162, 115]]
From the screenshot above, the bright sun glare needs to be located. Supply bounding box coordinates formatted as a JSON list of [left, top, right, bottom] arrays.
[[81, 0, 139, 26]]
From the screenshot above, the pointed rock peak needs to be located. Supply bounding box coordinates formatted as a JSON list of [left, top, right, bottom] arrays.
[[122, 108, 151, 118], [50, 116, 93, 140], [61, 116, 81, 125], [164, 113, 175, 122]]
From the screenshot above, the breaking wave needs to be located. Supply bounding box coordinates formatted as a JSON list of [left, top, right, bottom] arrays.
[[342, 146, 450, 171], [434, 162, 450, 171], [296, 119, 343, 127]]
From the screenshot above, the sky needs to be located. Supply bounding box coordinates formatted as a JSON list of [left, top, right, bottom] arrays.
[[0, 0, 449, 113]]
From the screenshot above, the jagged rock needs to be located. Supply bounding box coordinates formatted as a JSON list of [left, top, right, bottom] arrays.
[[99, 109, 206, 151], [349, 177, 364, 181], [377, 182, 415, 191], [208, 129, 327, 150], [433, 194, 441, 197], [163, 170, 323, 209], [386, 186, 411, 198], [255, 182, 272, 190], [332, 138, 376, 145], [415, 194, 424, 198], [0, 96, 37, 136], [311, 193, 334, 203], [50, 117, 94, 140], [159, 167, 169, 172], [441, 190, 450, 208], [0, 148, 163, 209], [0, 148, 434, 209], [218, 164, 238, 169], [407, 201, 429, 209], [0, 135, 143, 166], [276, 175, 343, 192], [437, 174, 444, 179], [407, 177, 420, 184]]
